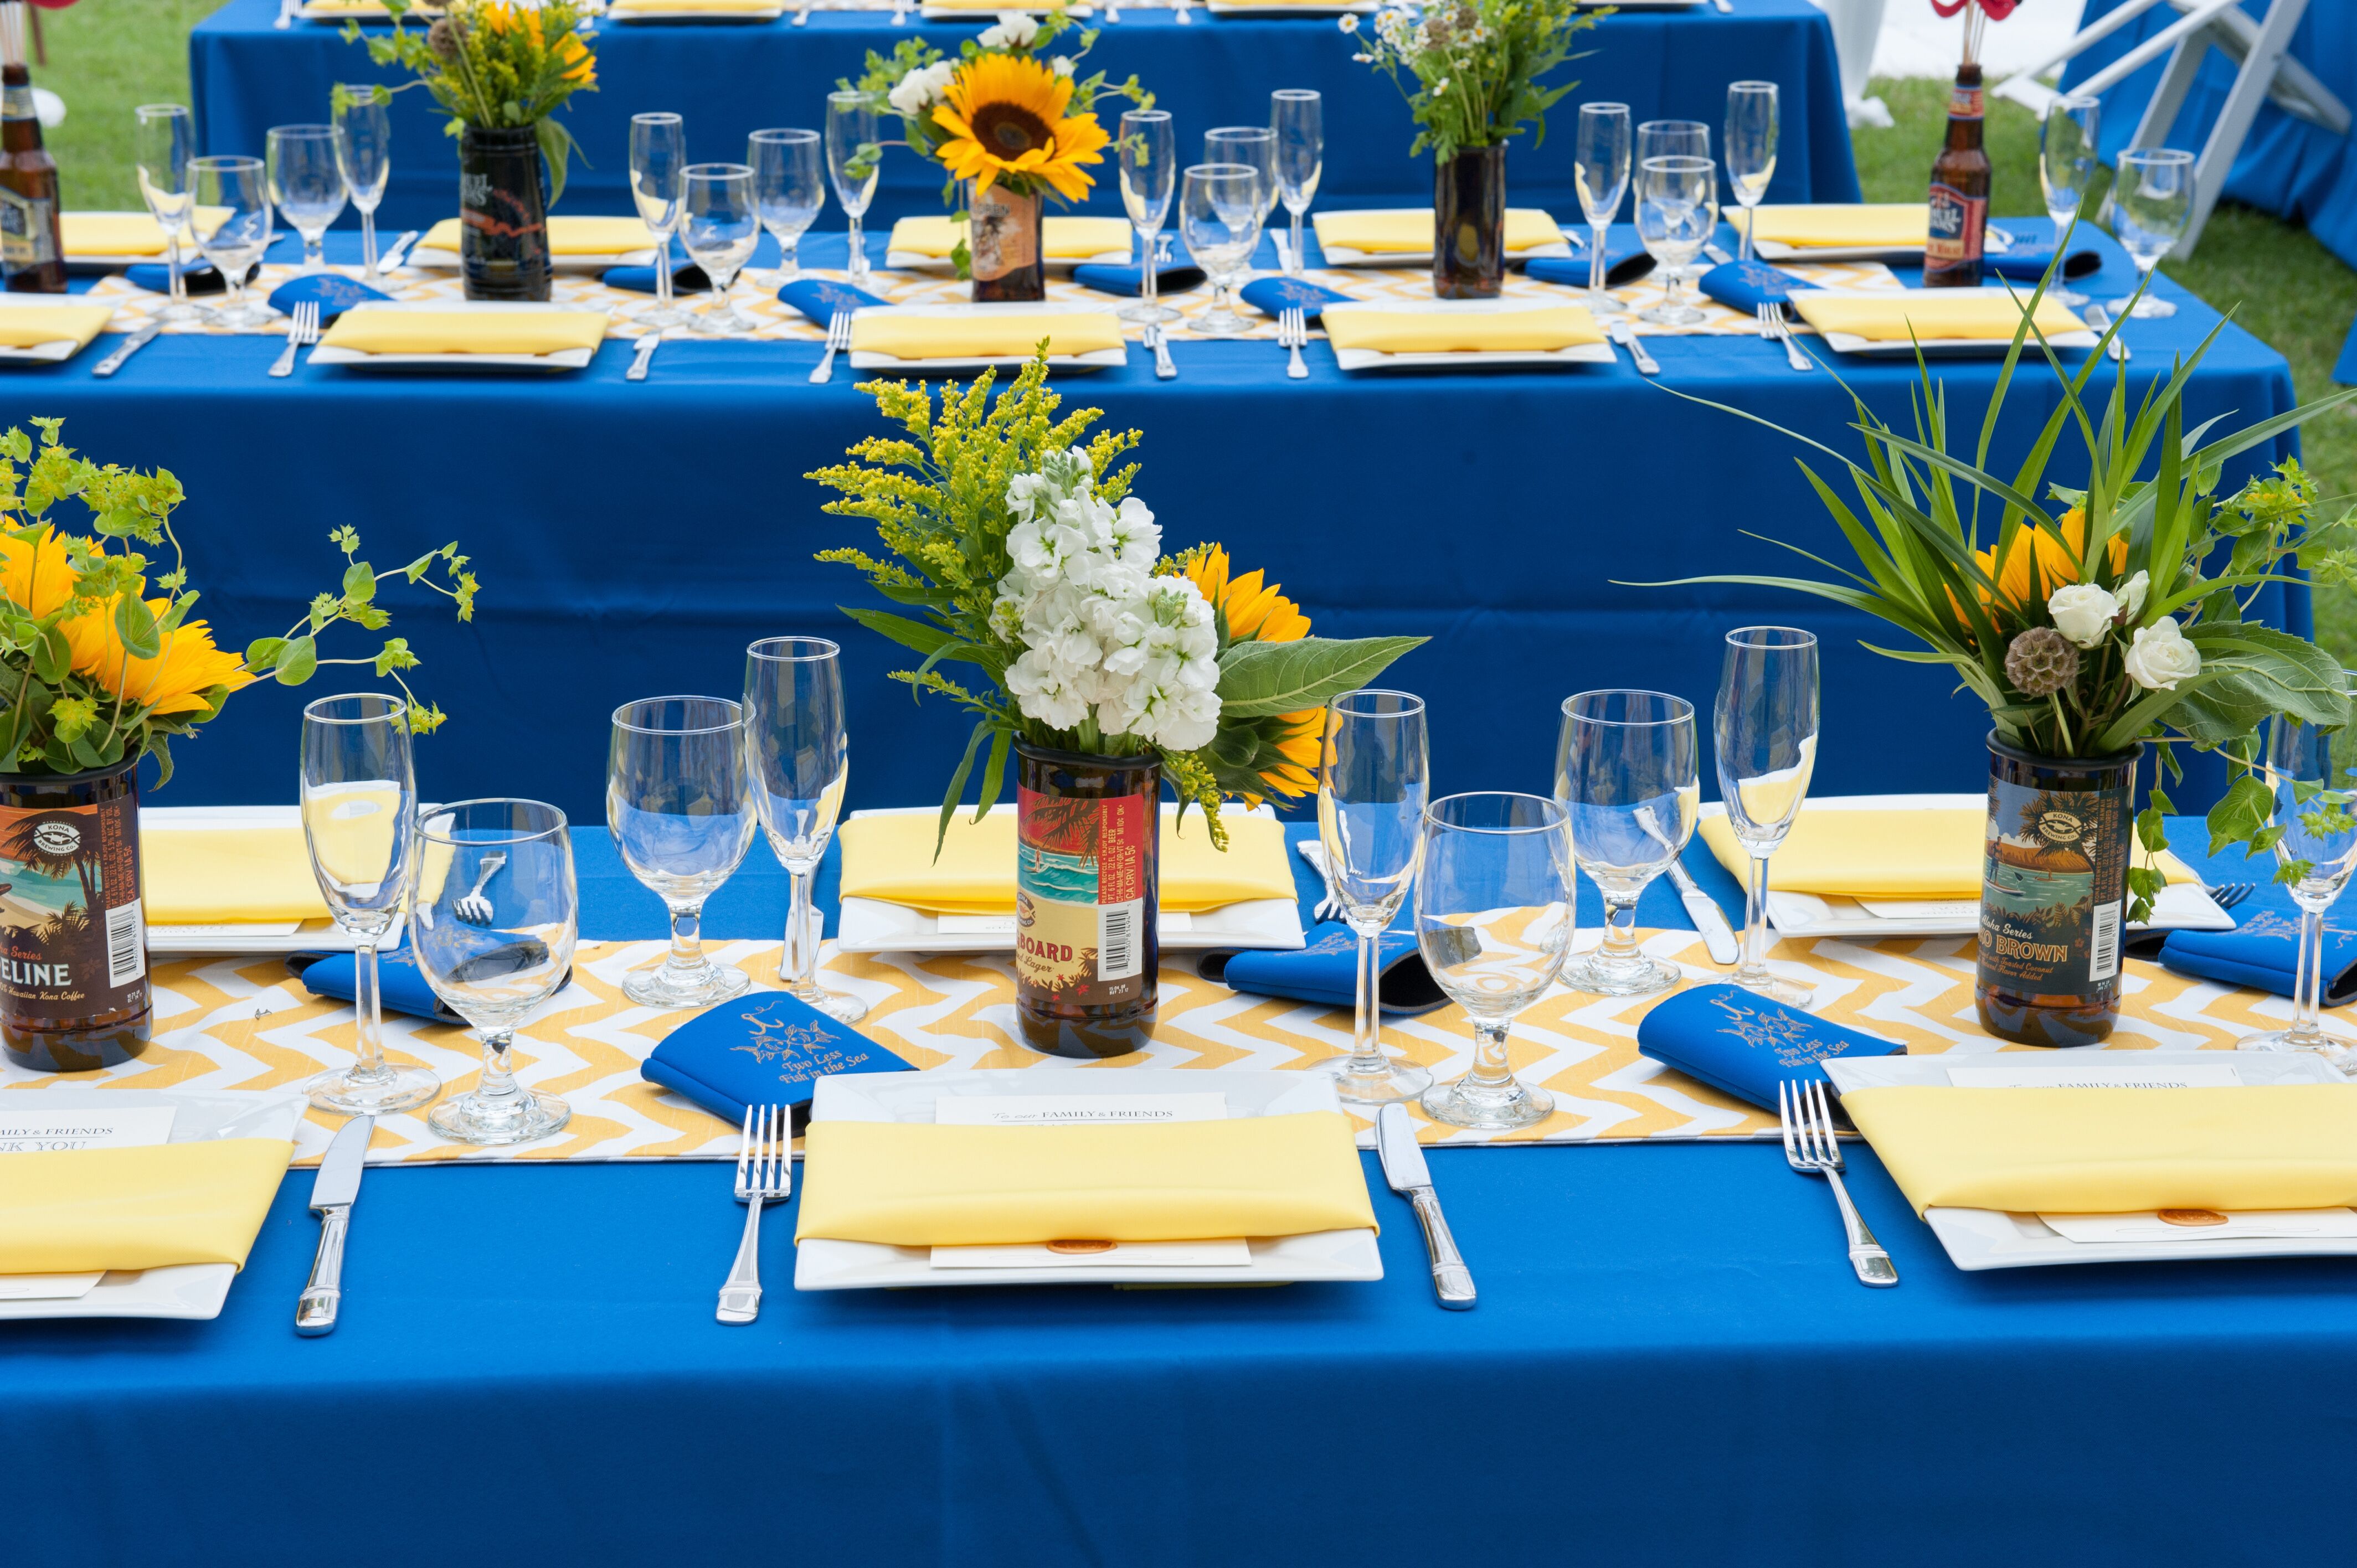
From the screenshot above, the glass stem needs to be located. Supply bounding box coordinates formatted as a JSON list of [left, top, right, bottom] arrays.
[[847, 213, 863, 278], [1141, 236, 1156, 306], [166, 234, 186, 303], [1739, 200, 1755, 262], [305, 233, 323, 270], [780, 234, 799, 283], [353, 938, 387, 1080], [1344, 923, 1388, 1074], [1601, 894, 1641, 965], [1589, 220, 1607, 291], [1466, 1019, 1517, 1090], [782, 865, 820, 996], [656, 243, 673, 306], [1738, 852, 1773, 981], [475, 1029, 521, 1110], [666, 902, 708, 977], [360, 208, 377, 278], [2295, 905, 2325, 1040], [1290, 210, 1304, 277]]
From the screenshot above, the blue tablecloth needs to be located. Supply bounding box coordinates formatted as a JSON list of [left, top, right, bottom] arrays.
[[190, 0, 1860, 229]]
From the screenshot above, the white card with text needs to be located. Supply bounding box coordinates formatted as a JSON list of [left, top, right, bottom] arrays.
[[1944, 1062, 2245, 1090], [0, 1106, 178, 1154]]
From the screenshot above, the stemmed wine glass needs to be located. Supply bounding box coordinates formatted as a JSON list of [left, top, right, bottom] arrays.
[[1556, 690, 1697, 997], [1573, 102, 1630, 316], [2111, 146, 2190, 319], [1271, 89, 1321, 280], [1118, 108, 1177, 324], [744, 637, 867, 1024], [133, 104, 201, 323], [826, 90, 881, 286], [414, 799, 577, 1146], [1316, 690, 1431, 1105], [630, 111, 691, 327], [189, 156, 275, 328], [1636, 155, 1716, 327], [333, 85, 393, 284], [2237, 693, 2357, 1067], [608, 697, 758, 1009], [265, 124, 345, 274], [2038, 92, 2099, 307], [300, 693, 438, 1116], [1715, 626, 1818, 1008], [1180, 163, 1262, 337], [1636, 120, 1708, 297], [749, 128, 823, 286], [1417, 793, 1573, 1132], [1725, 81, 1778, 262], [682, 162, 760, 334]]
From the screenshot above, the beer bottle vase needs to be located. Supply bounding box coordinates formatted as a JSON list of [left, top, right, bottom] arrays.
[[0, 2, 64, 294], [1923, 63, 1990, 290]]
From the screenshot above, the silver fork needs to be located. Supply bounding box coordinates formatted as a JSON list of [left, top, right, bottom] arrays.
[[1174, 0, 1192, 21], [2204, 881, 2254, 911], [792, 0, 810, 20], [453, 850, 508, 926], [1780, 1079, 1897, 1288], [1759, 303, 1812, 372], [269, 301, 320, 378], [810, 310, 851, 384], [1295, 838, 1341, 922], [1148, 319, 1177, 380], [718, 1104, 791, 1324], [1282, 306, 1309, 379]]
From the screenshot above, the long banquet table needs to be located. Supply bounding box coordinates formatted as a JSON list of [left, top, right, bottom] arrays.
[[189, 0, 1862, 228]]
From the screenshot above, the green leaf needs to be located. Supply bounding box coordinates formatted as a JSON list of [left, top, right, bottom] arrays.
[[936, 718, 993, 857], [342, 560, 377, 605], [112, 592, 161, 661], [1214, 636, 1427, 719], [274, 635, 318, 685], [245, 636, 288, 670], [2206, 771, 2275, 858], [28, 625, 65, 684]]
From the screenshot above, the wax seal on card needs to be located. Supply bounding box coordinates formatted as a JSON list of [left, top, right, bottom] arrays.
[[1046, 1239, 1118, 1255], [2158, 1209, 2229, 1227]]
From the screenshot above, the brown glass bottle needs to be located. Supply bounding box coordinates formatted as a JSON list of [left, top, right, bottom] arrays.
[[0, 5, 64, 295], [1922, 62, 1990, 289]]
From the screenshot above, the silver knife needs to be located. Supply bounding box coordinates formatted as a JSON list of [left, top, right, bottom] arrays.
[[296, 1115, 372, 1337], [1149, 322, 1176, 380], [376, 229, 421, 274], [1703, 243, 1733, 265], [626, 329, 662, 381], [1608, 318, 1659, 375], [1668, 859, 1740, 965], [1376, 1103, 1474, 1310], [90, 320, 163, 378]]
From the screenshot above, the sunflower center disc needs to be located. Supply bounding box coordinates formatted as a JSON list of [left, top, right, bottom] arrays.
[[974, 103, 1052, 157]]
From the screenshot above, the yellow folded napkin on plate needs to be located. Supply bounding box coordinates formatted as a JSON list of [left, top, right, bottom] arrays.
[[887, 214, 1135, 260], [141, 827, 334, 924], [318, 309, 610, 356], [0, 305, 114, 353], [420, 216, 657, 256], [0, 1139, 294, 1273], [838, 807, 1293, 915], [1842, 1085, 2357, 1216], [1314, 208, 1565, 255], [1735, 203, 1929, 249], [1792, 291, 2087, 343], [61, 213, 167, 256], [1696, 807, 2190, 898], [796, 1112, 1377, 1245], [611, 0, 778, 9], [300, 0, 446, 12], [848, 311, 1125, 361], [1320, 305, 1603, 355]]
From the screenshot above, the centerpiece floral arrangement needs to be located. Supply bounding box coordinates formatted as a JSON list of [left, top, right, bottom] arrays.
[[1343, 0, 1597, 297], [812, 355, 1422, 1056]]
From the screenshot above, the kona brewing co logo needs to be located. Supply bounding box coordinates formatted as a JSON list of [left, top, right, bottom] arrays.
[[2036, 811, 2083, 845]]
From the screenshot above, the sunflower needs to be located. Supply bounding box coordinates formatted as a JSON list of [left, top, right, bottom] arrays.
[[1185, 546, 1320, 804], [931, 55, 1109, 203], [0, 525, 74, 619], [1951, 505, 2128, 625], [59, 596, 259, 718]]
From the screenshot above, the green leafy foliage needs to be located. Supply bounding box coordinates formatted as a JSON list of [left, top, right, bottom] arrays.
[[1346, 0, 1598, 163]]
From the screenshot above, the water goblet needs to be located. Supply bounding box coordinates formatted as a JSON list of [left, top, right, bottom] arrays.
[[2237, 696, 2357, 1067], [132, 104, 202, 322], [826, 91, 881, 286], [682, 162, 760, 334], [750, 127, 823, 285], [1316, 690, 1432, 1105], [1573, 101, 1630, 316], [2038, 92, 2099, 307], [630, 111, 692, 327], [2111, 146, 2190, 319], [1556, 690, 1697, 998], [1180, 162, 1262, 337], [1118, 109, 1178, 325], [299, 693, 439, 1116], [1715, 626, 1818, 1008], [1725, 81, 1778, 261], [1637, 120, 1708, 295], [1206, 125, 1279, 235], [1636, 154, 1716, 326], [266, 123, 345, 274], [744, 637, 868, 1024], [189, 156, 275, 328], [333, 85, 393, 285], [609, 696, 758, 1009], [415, 800, 577, 1146], [1271, 89, 1321, 279], [1417, 793, 1573, 1132]]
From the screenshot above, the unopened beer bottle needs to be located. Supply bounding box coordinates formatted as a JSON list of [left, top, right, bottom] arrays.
[[0, 2, 64, 295], [1923, 61, 1990, 288]]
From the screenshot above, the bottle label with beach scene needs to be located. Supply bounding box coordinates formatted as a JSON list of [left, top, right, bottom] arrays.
[[1977, 775, 2127, 998], [1015, 785, 1149, 1004], [0, 793, 144, 1024]]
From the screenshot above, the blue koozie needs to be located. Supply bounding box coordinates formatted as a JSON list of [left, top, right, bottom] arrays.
[[641, 990, 915, 1131], [2160, 908, 2357, 1007], [1238, 275, 1355, 323], [776, 277, 889, 326], [1636, 984, 1903, 1112], [290, 943, 462, 1024], [1696, 257, 1824, 315], [1200, 924, 1449, 1017], [266, 272, 395, 323]]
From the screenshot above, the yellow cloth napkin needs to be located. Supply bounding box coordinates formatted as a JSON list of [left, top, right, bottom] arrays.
[[61, 213, 168, 257], [1695, 807, 2190, 898], [1320, 305, 1603, 355], [0, 305, 114, 353], [611, 0, 778, 9], [0, 1139, 294, 1273], [837, 807, 1294, 915], [848, 311, 1125, 361], [141, 827, 333, 925], [318, 309, 610, 356], [1791, 291, 2087, 344], [886, 214, 1136, 260], [795, 1112, 1377, 1245], [420, 216, 657, 256], [1313, 208, 1566, 255], [1734, 203, 1930, 249], [300, 1, 445, 12], [1842, 1085, 2357, 1216]]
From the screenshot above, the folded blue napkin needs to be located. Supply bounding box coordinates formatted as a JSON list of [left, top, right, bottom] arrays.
[[266, 273, 394, 323], [776, 277, 889, 327], [641, 990, 915, 1130], [288, 944, 459, 1024], [1071, 260, 1207, 298], [601, 244, 713, 295], [1524, 235, 1656, 291], [1985, 243, 2102, 283], [1238, 275, 1354, 322], [1696, 257, 1823, 315], [1636, 984, 1903, 1111], [1199, 924, 1450, 1017], [2159, 909, 2357, 1007], [125, 261, 225, 296]]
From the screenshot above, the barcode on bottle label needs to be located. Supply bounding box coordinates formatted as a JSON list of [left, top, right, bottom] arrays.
[[2088, 898, 2122, 983], [1098, 899, 1143, 983], [105, 899, 145, 989]]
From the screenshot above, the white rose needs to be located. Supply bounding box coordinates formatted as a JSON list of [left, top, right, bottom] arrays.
[[886, 74, 935, 117], [2117, 569, 2149, 621], [1051, 55, 1074, 76], [2123, 617, 2202, 691], [2046, 582, 2121, 648], [978, 12, 1039, 47]]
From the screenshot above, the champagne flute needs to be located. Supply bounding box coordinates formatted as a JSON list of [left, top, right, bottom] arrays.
[[1715, 626, 1818, 1008], [265, 123, 346, 274], [333, 85, 392, 284], [1635, 155, 1715, 327], [1316, 689, 1432, 1105], [744, 637, 867, 1024], [1725, 81, 1778, 262], [2038, 92, 2099, 307], [132, 103, 200, 322], [1556, 690, 1697, 997], [682, 162, 760, 334], [630, 111, 691, 328], [608, 697, 758, 1009], [1205, 126, 1279, 240], [1180, 162, 1261, 337], [414, 800, 576, 1146], [749, 127, 823, 286], [2112, 146, 2190, 319], [1271, 89, 1321, 280], [1417, 793, 1572, 1132], [300, 693, 438, 1117], [826, 91, 881, 286], [2237, 693, 2357, 1067], [1573, 101, 1630, 316], [1118, 109, 1177, 325], [188, 156, 276, 329]]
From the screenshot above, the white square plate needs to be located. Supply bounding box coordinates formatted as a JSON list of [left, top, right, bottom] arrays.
[[794, 1067, 1383, 1290], [1315, 209, 1574, 267], [1798, 288, 2098, 356], [1325, 297, 1615, 372], [920, 3, 1092, 14], [0, 292, 116, 362], [0, 1087, 303, 1319], [307, 301, 606, 371], [605, 3, 783, 16], [141, 804, 403, 954], [1205, 1, 1379, 12], [846, 301, 1126, 372]]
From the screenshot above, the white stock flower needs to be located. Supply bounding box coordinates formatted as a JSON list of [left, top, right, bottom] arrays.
[[1051, 55, 1074, 75], [2117, 569, 2149, 621], [2046, 582, 2121, 648], [2123, 617, 2201, 691], [978, 12, 1040, 47], [886, 60, 956, 116]]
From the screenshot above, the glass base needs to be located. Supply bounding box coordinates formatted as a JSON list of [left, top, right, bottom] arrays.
[[1318, 1053, 1432, 1106], [2237, 1029, 2350, 1069], [209, 298, 278, 330], [1119, 300, 1181, 324], [789, 983, 869, 1025], [1562, 950, 1681, 998], [625, 958, 752, 1010], [1422, 1074, 1553, 1131], [692, 301, 761, 336], [152, 298, 207, 323], [1582, 287, 1628, 316], [2047, 285, 2088, 307], [306, 1061, 441, 1116], [629, 300, 696, 329], [1193, 309, 1250, 338], [1640, 302, 1703, 327], [428, 1087, 572, 1146], [1734, 967, 1816, 1009], [2117, 295, 2175, 319]]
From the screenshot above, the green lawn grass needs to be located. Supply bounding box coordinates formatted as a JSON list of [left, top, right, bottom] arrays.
[[34, 0, 214, 213]]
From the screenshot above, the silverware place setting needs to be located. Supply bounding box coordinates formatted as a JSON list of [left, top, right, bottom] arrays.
[[1755, 302, 1812, 372], [1779, 1079, 1897, 1288], [811, 309, 851, 384], [1377, 1104, 1475, 1309], [296, 1113, 372, 1336], [718, 1103, 790, 1324], [91, 319, 163, 379], [1149, 320, 1177, 380], [453, 850, 509, 925], [1295, 837, 1342, 922], [1608, 318, 1659, 375], [1280, 306, 1309, 379], [269, 300, 320, 379], [2204, 881, 2254, 911], [627, 329, 665, 382], [376, 228, 421, 274]]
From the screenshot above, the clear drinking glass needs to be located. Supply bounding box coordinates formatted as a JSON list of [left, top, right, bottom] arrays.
[[300, 693, 439, 1116], [1573, 101, 1630, 316], [1725, 81, 1778, 262], [2038, 92, 2099, 307], [1417, 793, 1573, 1132], [1206, 125, 1279, 234], [1556, 690, 1697, 998], [749, 127, 824, 286], [1271, 89, 1322, 280], [132, 104, 200, 323], [1636, 120, 1708, 296], [682, 162, 761, 334], [1119, 109, 1178, 324], [189, 156, 276, 330], [1316, 690, 1432, 1105], [609, 697, 758, 1009], [631, 111, 691, 327], [826, 91, 881, 286], [265, 123, 346, 274], [333, 86, 393, 285], [1636, 154, 1716, 326], [2112, 145, 2191, 319], [1715, 626, 1818, 1008], [414, 800, 577, 1146], [2237, 695, 2357, 1067], [1180, 162, 1262, 337], [744, 637, 867, 1024]]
